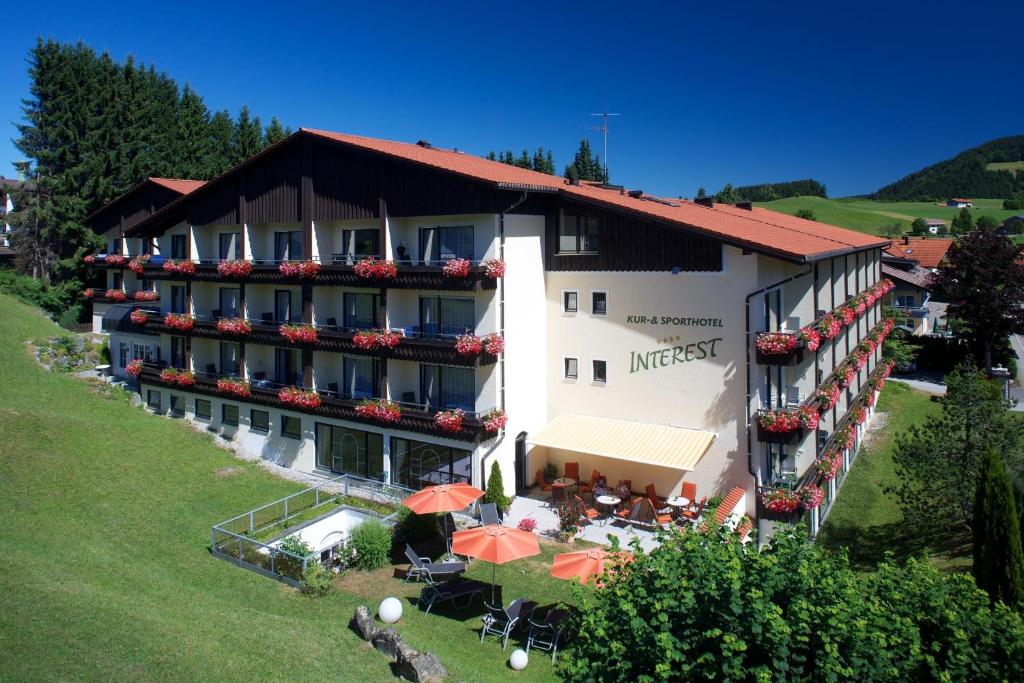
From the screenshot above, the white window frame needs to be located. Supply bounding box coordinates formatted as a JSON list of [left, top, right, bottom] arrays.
[[562, 356, 580, 383], [591, 358, 608, 385], [561, 289, 579, 316], [590, 289, 608, 317]]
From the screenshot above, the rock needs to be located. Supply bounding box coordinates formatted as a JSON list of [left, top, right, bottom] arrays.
[[398, 651, 447, 683], [371, 627, 403, 659], [352, 605, 379, 641]]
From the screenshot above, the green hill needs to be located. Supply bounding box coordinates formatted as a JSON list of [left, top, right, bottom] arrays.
[[755, 196, 1019, 235], [871, 135, 1024, 201]]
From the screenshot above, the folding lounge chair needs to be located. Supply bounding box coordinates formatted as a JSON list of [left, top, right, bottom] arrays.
[[480, 598, 535, 650], [417, 574, 487, 614], [404, 544, 466, 583], [479, 502, 501, 526], [527, 608, 568, 663]]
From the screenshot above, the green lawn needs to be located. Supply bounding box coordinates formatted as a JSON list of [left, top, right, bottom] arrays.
[[0, 293, 566, 681], [756, 196, 1018, 235], [986, 160, 1024, 176], [816, 382, 972, 572]]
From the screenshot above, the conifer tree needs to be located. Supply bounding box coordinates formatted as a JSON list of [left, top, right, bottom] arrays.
[[515, 149, 531, 169], [973, 448, 1024, 606], [484, 460, 510, 513], [177, 85, 213, 179], [545, 150, 554, 175], [951, 207, 974, 235], [263, 116, 290, 146], [231, 105, 263, 164], [207, 110, 236, 175]]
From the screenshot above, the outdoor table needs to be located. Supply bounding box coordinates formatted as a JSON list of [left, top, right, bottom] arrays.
[[595, 495, 621, 524], [553, 477, 576, 488], [665, 496, 691, 518]]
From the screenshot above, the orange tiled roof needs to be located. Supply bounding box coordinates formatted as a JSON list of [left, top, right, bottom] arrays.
[[303, 129, 888, 262], [883, 237, 954, 269], [148, 177, 206, 195], [716, 486, 745, 525]]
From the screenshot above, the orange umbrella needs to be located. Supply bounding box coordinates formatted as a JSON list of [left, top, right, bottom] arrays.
[[402, 483, 484, 515], [550, 548, 634, 586], [451, 525, 541, 601]]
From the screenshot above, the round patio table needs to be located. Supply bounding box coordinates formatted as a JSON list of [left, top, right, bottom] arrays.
[[553, 477, 577, 488], [595, 495, 621, 524], [665, 496, 690, 519]]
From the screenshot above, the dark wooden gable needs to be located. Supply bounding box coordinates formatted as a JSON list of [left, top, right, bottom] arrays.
[[86, 181, 183, 235]]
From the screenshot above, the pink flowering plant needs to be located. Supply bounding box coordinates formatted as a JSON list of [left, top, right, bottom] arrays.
[[129, 309, 148, 325], [762, 488, 800, 513], [757, 409, 801, 433], [755, 332, 799, 356], [800, 484, 825, 509], [482, 258, 506, 278], [217, 377, 251, 398], [278, 386, 321, 410], [816, 313, 842, 340], [217, 260, 252, 278], [105, 289, 127, 302], [128, 255, 150, 274], [279, 324, 318, 344], [162, 259, 196, 275], [441, 258, 471, 278], [159, 368, 195, 386], [482, 408, 508, 432], [126, 359, 143, 376], [517, 518, 537, 533], [105, 254, 127, 267], [278, 260, 320, 278], [455, 334, 483, 356], [797, 326, 821, 352], [483, 333, 504, 355], [434, 408, 465, 433], [133, 290, 158, 302], [355, 399, 401, 423], [353, 257, 397, 280], [82, 288, 95, 298], [164, 313, 194, 331], [217, 317, 252, 335]]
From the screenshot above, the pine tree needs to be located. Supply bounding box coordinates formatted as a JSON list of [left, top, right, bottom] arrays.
[[177, 85, 213, 179], [207, 110, 235, 175], [484, 460, 510, 513], [696, 187, 707, 198], [486, 151, 497, 161], [231, 104, 263, 164], [951, 207, 974, 235], [263, 116, 289, 146], [545, 150, 554, 175], [515, 149, 531, 169], [973, 448, 1024, 606], [564, 139, 604, 181]]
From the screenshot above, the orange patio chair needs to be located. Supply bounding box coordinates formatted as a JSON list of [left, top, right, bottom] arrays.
[[564, 462, 580, 481], [679, 496, 708, 525], [574, 495, 601, 524], [536, 469, 552, 492], [578, 470, 600, 497], [681, 481, 697, 504], [645, 483, 666, 510]]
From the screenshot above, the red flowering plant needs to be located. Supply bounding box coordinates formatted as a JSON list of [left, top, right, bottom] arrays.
[[815, 447, 843, 481], [815, 382, 841, 411], [455, 334, 483, 356], [278, 260, 321, 278], [836, 304, 856, 326], [482, 408, 508, 432], [133, 290, 158, 302], [164, 313, 194, 331], [834, 424, 856, 451], [434, 408, 465, 433], [762, 488, 800, 513], [800, 484, 825, 510], [128, 255, 150, 274], [278, 386, 321, 410], [352, 329, 379, 350], [126, 359, 143, 376], [482, 258, 506, 278], [216, 377, 251, 398], [105, 254, 127, 267], [353, 257, 397, 280], [483, 333, 505, 355], [84, 255, 95, 264], [129, 309, 148, 325], [836, 363, 856, 389], [852, 406, 868, 426], [217, 317, 252, 335], [851, 350, 869, 371], [279, 324, 318, 344], [755, 332, 799, 356], [82, 288, 95, 298], [354, 399, 401, 423], [797, 326, 821, 352], [816, 313, 842, 339], [797, 405, 820, 431], [162, 259, 196, 275], [853, 297, 867, 316], [376, 329, 401, 349], [105, 289, 127, 302], [441, 258, 471, 278], [217, 260, 252, 278], [517, 518, 537, 533], [757, 409, 801, 433], [160, 368, 195, 386]]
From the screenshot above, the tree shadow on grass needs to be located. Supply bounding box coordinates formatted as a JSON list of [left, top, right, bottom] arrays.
[[819, 517, 972, 573]]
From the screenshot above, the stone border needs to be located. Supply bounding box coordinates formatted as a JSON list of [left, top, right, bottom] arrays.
[[352, 606, 447, 682]]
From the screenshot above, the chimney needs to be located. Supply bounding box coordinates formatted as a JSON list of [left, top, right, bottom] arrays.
[[736, 201, 753, 210], [569, 177, 581, 186], [694, 197, 714, 208], [628, 189, 643, 199], [903, 235, 910, 245], [416, 140, 432, 149]]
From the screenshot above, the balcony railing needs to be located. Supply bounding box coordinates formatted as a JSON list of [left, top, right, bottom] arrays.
[[891, 304, 929, 319], [137, 363, 491, 442], [83, 289, 160, 304]]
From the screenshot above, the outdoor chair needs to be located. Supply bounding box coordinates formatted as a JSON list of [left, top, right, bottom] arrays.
[[535, 469, 552, 492], [650, 497, 673, 526], [417, 575, 487, 614], [325, 317, 338, 330], [527, 608, 568, 663], [564, 462, 580, 481], [551, 483, 568, 508], [480, 502, 501, 526], [678, 496, 708, 525], [578, 470, 601, 498], [261, 312, 274, 323], [404, 544, 467, 583], [481, 598, 535, 650], [645, 483, 666, 510], [574, 495, 600, 525], [681, 481, 698, 505]]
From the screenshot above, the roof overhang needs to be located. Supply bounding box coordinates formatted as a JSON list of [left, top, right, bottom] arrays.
[[527, 413, 716, 472]]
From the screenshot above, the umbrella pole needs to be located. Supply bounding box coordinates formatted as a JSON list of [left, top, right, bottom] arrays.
[[492, 563, 497, 604]]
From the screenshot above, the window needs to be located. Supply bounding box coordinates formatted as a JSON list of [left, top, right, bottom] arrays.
[[562, 291, 578, 315], [558, 212, 600, 254], [274, 290, 294, 324], [564, 357, 579, 381], [420, 364, 475, 412], [343, 292, 378, 329], [419, 226, 474, 264], [147, 390, 162, 412], [343, 356, 378, 399], [118, 342, 129, 369], [170, 337, 186, 370], [219, 232, 241, 260], [170, 395, 184, 417], [274, 231, 303, 261], [195, 399, 212, 420], [274, 347, 299, 385], [391, 437, 471, 489], [112, 272, 122, 290], [220, 342, 240, 377], [250, 409, 269, 433], [222, 404, 239, 426], [895, 295, 916, 308], [592, 359, 607, 384], [419, 296, 474, 336], [339, 229, 379, 262], [219, 287, 240, 318], [142, 238, 154, 256], [316, 423, 384, 479], [170, 285, 186, 314], [281, 415, 302, 439], [591, 291, 608, 316], [170, 234, 187, 260]]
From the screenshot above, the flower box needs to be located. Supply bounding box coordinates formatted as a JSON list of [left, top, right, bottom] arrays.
[[128, 255, 150, 274], [217, 377, 252, 398], [353, 257, 397, 280], [441, 258, 471, 278], [105, 289, 127, 302], [129, 309, 148, 325], [105, 254, 127, 267], [279, 324, 318, 344], [815, 447, 843, 481], [162, 259, 196, 275], [434, 408, 465, 433], [217, 317, 252, 335], [455, 334, 483, 356], [758, 488, 802, 522], [757, 409, 801, 433], [159, 368, 195, 386], [217, 260, 253, 278], [800, 484, 825, 510], [133, 290, 158, 302], [278, 260, 320, 278], [757, 422, 804, 444], [797, 327, 821, 352], [164, 313, 194, 331], [482, 258, 506, 278], [483, 333, 504, 356], [278, 386, 321, 410], [354, 399, 401, 424], [126, 359, 143, 376], [482, 408, 508, 432], [816, 313, 842, 340], [815, 382, 841, 412], [755, 332, 803, 365], [84, 255, 95, 264], [352, 329, 401, 350], [82, 288, 95, 299]]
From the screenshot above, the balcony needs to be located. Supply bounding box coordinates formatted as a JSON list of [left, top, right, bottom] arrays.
[[83, 289, 160, 305], [139, 312, 498, 367], [137, 363, 490, 442], [891, 304, 929, 319], [754, 331, 806, 366], [139, 257, 498, 291]]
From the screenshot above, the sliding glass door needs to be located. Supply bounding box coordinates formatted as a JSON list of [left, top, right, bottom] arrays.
[[343, 292, 378, 330], [273, 231, 303, 262], [420, 364, 475, 412], [316, 423, 384, 480], [419, 296, 474, 337], [342, 356, 377, 399], [418, 226, 473, 264]]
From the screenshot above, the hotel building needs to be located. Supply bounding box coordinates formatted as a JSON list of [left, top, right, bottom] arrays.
[[85, 129, 891, 537]]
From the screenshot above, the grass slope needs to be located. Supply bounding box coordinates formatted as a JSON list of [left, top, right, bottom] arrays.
[[756, 196, 1018, 235], [986, 161, 1024, 176], [0, 293, 563, 682], [816, 382, 971, 572]]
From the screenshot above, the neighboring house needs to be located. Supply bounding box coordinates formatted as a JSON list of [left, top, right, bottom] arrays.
[[999, 215, 1024, 235], [1, 177, 29, 259], [84, 128, 890, 538], [882, 235, 954, 271], [881, 262, 940, 336], [946, 198, 972, 208], [924, 219, 945, 235]]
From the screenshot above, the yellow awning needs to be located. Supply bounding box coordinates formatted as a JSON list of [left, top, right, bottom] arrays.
[[528, 414, 716, 472]]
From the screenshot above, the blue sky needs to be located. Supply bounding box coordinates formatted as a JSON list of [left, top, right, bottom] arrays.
[[3, 0, 1022, 197]]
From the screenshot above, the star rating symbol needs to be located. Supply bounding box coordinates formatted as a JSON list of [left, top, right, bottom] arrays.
[[657, 335, 681, 344]]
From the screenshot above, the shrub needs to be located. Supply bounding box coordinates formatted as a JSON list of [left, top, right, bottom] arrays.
[[543, 463, 560, 481], [393, 506, 439, 545], [56, 304, 84, 329], [484, 461, 510, 513], [300, 562, 335, 597], [349, 519, 392, 570]]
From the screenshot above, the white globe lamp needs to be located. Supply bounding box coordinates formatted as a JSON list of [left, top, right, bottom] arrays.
[[509, 648, 529, 671], [378, 597, 403, 624]]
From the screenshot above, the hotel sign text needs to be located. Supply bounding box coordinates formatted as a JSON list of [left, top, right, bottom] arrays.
[[629, 337, 723, 374], [625, 315, 724, 327]]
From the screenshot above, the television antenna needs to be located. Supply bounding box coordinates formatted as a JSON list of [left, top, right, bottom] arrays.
[[589, 112, 619, 179]]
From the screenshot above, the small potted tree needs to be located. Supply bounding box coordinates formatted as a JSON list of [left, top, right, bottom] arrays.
[[483, 461, 510, 520]]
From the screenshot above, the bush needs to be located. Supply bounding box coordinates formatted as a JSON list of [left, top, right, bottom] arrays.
[[795, 208, 816, 221], [0, 267, 80, 319], [1004, 198, 1024, 210], [56, 303, 84, 330], [543, 463, 559, 481], [484, 460, 510, 513], [300, 562, 335, 597], [349, 519, 392, 570], [393, 505, 439, 545]]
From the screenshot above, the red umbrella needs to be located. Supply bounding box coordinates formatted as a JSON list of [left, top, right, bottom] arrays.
[[451, 525, 541, 601], [550, 548, 633, 586], [402, 483, 484, 515]]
